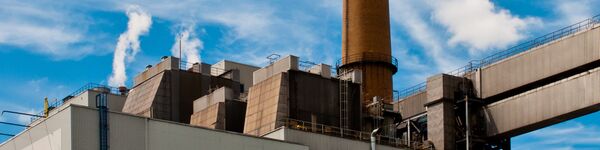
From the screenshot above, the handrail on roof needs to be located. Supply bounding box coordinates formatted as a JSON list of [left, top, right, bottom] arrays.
[[29, 83, 119, 123], [396, 14, 600, 100]]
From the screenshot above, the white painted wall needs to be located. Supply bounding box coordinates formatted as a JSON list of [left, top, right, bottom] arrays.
[[1, 105, 308, 150], [264, 127, 406, 150]]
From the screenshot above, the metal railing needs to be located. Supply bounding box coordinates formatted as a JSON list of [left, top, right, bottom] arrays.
[[396, 14, 600, 100], [29, 83, 118, 123], [179, 61, 229, 76], [179, 60, 199, 70], [299, 60, 318, 71], [335, 52, 399, 71], [397, 82, 427, 100], [278, 118, 413, 148]]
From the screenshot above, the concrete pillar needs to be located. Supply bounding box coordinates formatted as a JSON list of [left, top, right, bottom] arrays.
[[425, 74, 464, 150]]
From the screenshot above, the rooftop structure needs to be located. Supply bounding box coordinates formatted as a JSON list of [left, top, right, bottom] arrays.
[[122, 56, 242, 124], [2, 1, 600, 150]]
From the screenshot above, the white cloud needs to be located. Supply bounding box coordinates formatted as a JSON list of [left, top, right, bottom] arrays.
[[427, 0, 541, 53], [0, 0, 110, 60], [513, 121, 600, 149], [554, 0, 598, 24], [390, 0, 463, 72]]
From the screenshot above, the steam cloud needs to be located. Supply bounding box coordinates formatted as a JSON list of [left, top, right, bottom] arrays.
[[171, 25, 203, 68], [108, 5, 152, 87]]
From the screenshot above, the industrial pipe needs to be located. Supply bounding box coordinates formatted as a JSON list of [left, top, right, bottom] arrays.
[[370, 128, 380, 150]]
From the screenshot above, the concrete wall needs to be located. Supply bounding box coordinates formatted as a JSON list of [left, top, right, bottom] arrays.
[[212, 60, 260, 92], [122, 72, 168, 119], [485, 67, 600, 137], [307, 64, 332, 79], [253, 55, 299, 85], [0, 107, 71, 150], [393, 91, 426, 119], [30, 90, 127, 126], [68, 90, 126, 112], [425, 74, 465, 150], [264, 127, 405, 150], [287, 70, 361, 130], [1, 105, 308, 150], [190, 102, 225, 129], [133, 57, 179, 87], [245, 70, 362, 136], [76, 105, 306, 150], [477, 26, 600, 99], [124, 68, 241, 124], [244, 73, 289, 136], [193, 87, 234, 112]]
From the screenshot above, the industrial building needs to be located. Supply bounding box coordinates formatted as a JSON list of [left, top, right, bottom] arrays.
[[2, 0, 600, 149]]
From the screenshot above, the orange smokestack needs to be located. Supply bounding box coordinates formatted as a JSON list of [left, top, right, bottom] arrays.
[[340, 0, 397, 106]]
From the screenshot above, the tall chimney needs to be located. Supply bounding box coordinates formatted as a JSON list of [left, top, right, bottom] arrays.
[[340, 0, 397, 106]]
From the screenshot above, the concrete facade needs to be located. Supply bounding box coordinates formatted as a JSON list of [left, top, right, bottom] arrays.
[[486, 67, 600, 138], [65, 90, 127, 113], [245, 70, 361, 136], [123, 56, 241, 124], [212, 60, 260, 93], [1, 105, 308, 150], [473, 26, 600, 99], [424, 74, 465, 150], [390, 20, 600, 149], [252, 55, 299, 85], [244, 73, 289, 136], [306, 64, 332, 79], [264, 127, 405, 150], [393, 91, 426, 119], [192, 87, 235, 112], [190, 86, 247, 132]]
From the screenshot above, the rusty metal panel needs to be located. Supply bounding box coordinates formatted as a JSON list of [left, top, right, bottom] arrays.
[[341, 0, 394, 105], [486, 67, 600, 137]]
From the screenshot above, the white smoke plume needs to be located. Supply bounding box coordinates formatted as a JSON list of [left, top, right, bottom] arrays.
[[108, 5, 152, 87], [171, 25, 203, 69]]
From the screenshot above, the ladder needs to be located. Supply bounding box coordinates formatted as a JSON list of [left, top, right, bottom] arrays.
[[96, 93, 109, 150], [338, 69, 352, 130]]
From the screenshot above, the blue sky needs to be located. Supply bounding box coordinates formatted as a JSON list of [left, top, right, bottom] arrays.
[[0, 0, 599, 149]]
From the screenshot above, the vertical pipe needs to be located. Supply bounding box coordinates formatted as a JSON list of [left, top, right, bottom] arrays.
[[465, 95, 470, 150], [407, 121, 411, 148], [371, 128, 380, 150]]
